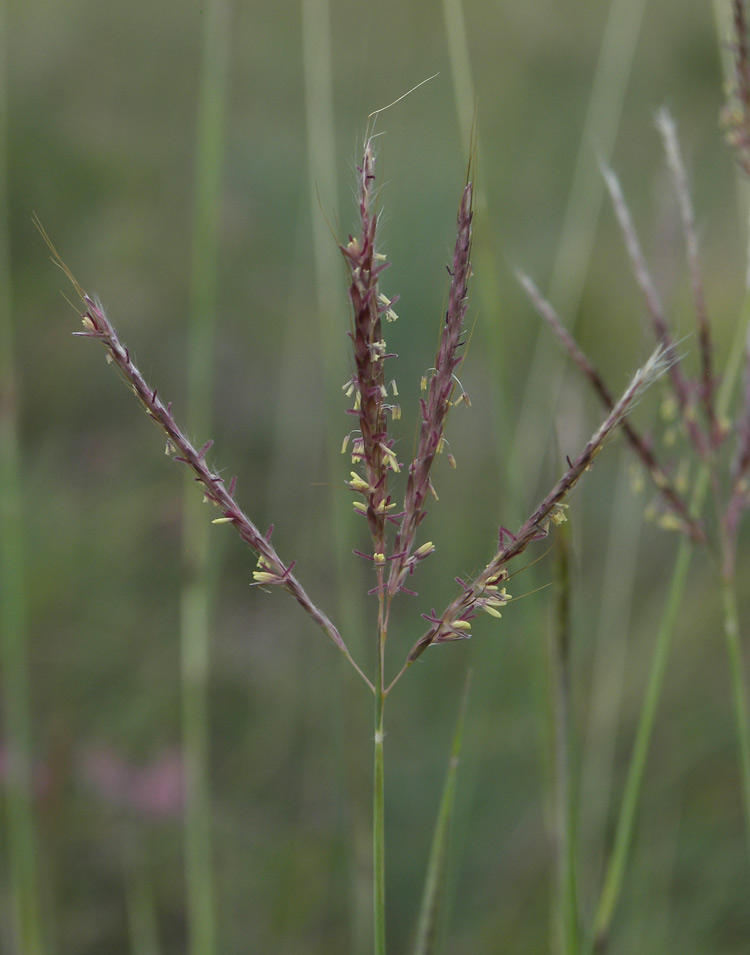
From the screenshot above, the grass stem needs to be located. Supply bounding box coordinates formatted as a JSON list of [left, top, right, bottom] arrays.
[[591, 289, 750, 950], [590, 535, 693, 951], [551, 526, 579, 955], [413, 670, 472, 955], [719, 568, 750, 863], [373, 648, 386, 955], [0, 0, 45, 949], [181, 2, 230, 951]]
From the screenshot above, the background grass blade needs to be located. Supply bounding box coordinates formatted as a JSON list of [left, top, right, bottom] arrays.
[[413, 670, 472, 955], [550, 525, 579, 955], [590, 291, 750, 951], [0, 0, 45, 949], [180, 2, 231, 952]]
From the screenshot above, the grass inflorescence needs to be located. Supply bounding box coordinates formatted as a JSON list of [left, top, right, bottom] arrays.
[[27, 9, 750, 953], [36, 111, 678, 949]]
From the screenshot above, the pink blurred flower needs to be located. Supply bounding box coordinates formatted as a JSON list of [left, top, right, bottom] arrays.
[[82, 745, 185, 818]]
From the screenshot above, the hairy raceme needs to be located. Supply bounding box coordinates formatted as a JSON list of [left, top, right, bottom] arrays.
[[387, 179, 473, 600], [340, 140, 400, 562], [407, 344, 673, 664]]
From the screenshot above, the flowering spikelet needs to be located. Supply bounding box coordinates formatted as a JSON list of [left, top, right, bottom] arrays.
[[722, 0, 750, 176], [406, 344, 672, 662], [32, 212, 352, 663], [517, 270, 704, 543], [340, 139, 400, 555], [387, 178, 474, 596]]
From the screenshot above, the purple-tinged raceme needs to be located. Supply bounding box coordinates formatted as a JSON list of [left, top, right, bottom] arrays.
[[33, 217, 376, 686], [340, 138, 474, 599], [76, 295, 350, 650], [388, 179, 474, 598], [600, 163, 711, 461], [723, 0, 750, 177], [517, 270, 705, 543], [335, 139, 675, 685], [340, 139, 400, 561], [406, 344, 673, 665]]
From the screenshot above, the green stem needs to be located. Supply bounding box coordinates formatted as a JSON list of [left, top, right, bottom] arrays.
[[590, 535, 693, 950], [413, 670, 472, 955], [180, 573, 215, 955], [373, 633, 387, 955], [0, 0, 45, 948], [181, 2, 230, 952], [507, 0, 647, 494], [720, 567, 750, 863], [591, 287, 750, 952], [373, 702, 386, 955], [552, 526, 579, 955]]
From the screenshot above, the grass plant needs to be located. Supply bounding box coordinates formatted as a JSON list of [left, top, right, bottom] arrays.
[[16, 4, 750, 953], [36, 114, 672, 949]]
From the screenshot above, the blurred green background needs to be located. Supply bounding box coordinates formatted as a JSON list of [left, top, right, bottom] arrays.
[[3, 0, 750, 952]]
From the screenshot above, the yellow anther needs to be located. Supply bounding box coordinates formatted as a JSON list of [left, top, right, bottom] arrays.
[[482, 605, 503, 618], [375, 500, 397, 514], [414, 541, 435, 559], [657, 512, 685, 533], [348, 472, 370, 493], [380, 444, 400, 473], [550, 504, 569, 526], [253, 571, 278, 584]]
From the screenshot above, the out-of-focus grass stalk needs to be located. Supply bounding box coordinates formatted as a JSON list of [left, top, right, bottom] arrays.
[[550, 526, 579, 955], [713, 0, 750, 246], [510, 0, 647, 493], [300, 2, 373, 951], [441, 0, 509, 467], [589, 536, 694, 953], [0, 1, 45, 951], [713, 0, 750, 868], [590, 296, 750, 952], [301, 0, 338, 315], [181, 3, 230, 953], [441, 0, 475, 150], [413, 670, 471, 955], [719, 566, 750, 862], [579, 459, 641, 911], [125, 848, 161, 955]]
